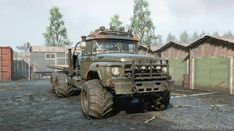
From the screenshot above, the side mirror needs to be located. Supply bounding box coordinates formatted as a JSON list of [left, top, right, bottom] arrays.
[[80, 42, 86, 49]]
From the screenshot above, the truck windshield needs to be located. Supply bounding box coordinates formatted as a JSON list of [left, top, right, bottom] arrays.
[[92, 40, 137, 54]]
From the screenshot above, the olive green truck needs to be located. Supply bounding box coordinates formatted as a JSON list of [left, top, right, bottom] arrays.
[[49, 26, 172, 119]]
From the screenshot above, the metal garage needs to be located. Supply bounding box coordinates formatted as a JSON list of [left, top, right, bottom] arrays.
[[193, 57, 231, 92], [189, 36, 234, 94], [156, 42, 189, 87], [169, 58, 188, 86]]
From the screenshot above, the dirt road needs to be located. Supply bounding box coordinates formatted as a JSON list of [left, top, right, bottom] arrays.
[[0, 80, 234, 130]]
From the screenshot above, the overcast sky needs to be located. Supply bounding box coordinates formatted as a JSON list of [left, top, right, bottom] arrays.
[[1, 0, 234, 48]]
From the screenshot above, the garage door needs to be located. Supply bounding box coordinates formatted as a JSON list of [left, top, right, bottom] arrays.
[[194, 57, 230, 92], [169, 59, 187, 86]]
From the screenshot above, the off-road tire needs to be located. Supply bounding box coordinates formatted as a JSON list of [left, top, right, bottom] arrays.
[[153, 90, 170, 111], [54, 73, 74, 98], [81, 79, 113, 119]]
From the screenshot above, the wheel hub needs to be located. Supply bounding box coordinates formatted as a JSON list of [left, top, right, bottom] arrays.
[[81, 90, 88, 113]]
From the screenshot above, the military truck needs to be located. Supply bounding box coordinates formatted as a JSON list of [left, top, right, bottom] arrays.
[[49, 26, 171, 119]]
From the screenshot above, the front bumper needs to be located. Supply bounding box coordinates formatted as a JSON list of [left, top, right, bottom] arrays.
[[110, 77, 169, 95]]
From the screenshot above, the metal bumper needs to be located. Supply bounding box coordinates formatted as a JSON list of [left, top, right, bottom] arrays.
[[111, 77, 168, 95]]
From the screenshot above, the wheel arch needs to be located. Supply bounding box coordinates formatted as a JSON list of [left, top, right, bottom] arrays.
[[87, 70, 102, 80]]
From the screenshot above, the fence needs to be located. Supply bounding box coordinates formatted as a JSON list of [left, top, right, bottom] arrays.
[[13, 52, 31, 80]]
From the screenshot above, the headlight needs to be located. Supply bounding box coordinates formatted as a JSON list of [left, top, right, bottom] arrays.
[[140, 66, 146, 70], [156, 66, 161, 70], [162, 60, 167, 65], [135, 66, 139, 71], [140, 66, 147, 73], [162, 67, 167, 73], [111, 67, 120, 76]]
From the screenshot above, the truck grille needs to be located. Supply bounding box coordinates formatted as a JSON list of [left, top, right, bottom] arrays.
[[124, 60, 168, 82], [123, 60, 169, 93]]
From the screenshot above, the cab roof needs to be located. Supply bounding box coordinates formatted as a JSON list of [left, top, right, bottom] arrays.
[[86, 26, 139, 42]]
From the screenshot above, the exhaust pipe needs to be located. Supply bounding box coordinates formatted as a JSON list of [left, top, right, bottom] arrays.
[[81, 36, 86, 42]]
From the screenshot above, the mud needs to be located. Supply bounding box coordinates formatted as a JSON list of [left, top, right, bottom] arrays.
[[0, 79, 234, 130]]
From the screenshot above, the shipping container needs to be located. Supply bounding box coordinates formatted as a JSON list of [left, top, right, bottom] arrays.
[[0, 47, 13, 81]]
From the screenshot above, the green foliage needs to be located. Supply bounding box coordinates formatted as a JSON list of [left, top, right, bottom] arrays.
[[109, 15, 123, 29], [130, 0, 157, 45], [166, 33, 177, 43], [223, 31, 233, 38], [179, 31, 189, 43], [191, 32, 199, 42], [155, 35, 163, 45], [43, 7, 71, 47], [199, 30, 206, 38], [213, 31, 219, 37]]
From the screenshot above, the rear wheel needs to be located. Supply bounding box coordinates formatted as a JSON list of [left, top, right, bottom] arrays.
[[81, 79, 113, 119], [49, 73, 56, 93], [54, 73, 74, 98]]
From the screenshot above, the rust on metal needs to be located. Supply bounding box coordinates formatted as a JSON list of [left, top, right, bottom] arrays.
[[0, 47, 13, 81]]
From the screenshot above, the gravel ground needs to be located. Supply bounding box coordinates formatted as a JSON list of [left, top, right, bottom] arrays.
[[0, 79, 234, 130]]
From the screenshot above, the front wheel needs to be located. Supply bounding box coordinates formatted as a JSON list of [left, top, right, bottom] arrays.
[[142, 90, 170, 111], [81, 79, 113, 119], [153, 90, 170, 111]]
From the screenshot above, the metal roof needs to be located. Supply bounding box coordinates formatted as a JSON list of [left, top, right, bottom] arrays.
[[156, 41, 189, 52], [86, 35, 139, 42], [138, 44, 163, 53], [188, 35, 234, 48], [150, 45, 163, 51], [31, 46, 68, 52]]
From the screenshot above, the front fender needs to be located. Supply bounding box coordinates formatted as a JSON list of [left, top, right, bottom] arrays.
[[88, 62, 122, 80]]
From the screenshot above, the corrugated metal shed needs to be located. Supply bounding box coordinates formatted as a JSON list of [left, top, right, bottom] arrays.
[[188, 35, 234, 49], [138, 44, 162, 57], [157, 42, 189, 55], [189, 35, 234, 95], [0, 47, 13, 81], [156, 42, 190, 87], [150, 45, 162, 52]]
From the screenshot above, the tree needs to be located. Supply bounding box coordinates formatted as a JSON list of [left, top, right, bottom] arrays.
[[166, 33, 177, 43], [191, 32, 199, 42], [179, 31, 189, 43], [109, 15, 123, 29], [43, 7, 71, 47], [130, 0, 157, 45], [213, 31, 219, 37], [199, 30, 206, 38], [223, 31, 233, 39], [155, 35, 163, 45]]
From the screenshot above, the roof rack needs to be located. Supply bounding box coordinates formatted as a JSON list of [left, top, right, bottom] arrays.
[[89, 26, 134, 37]]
